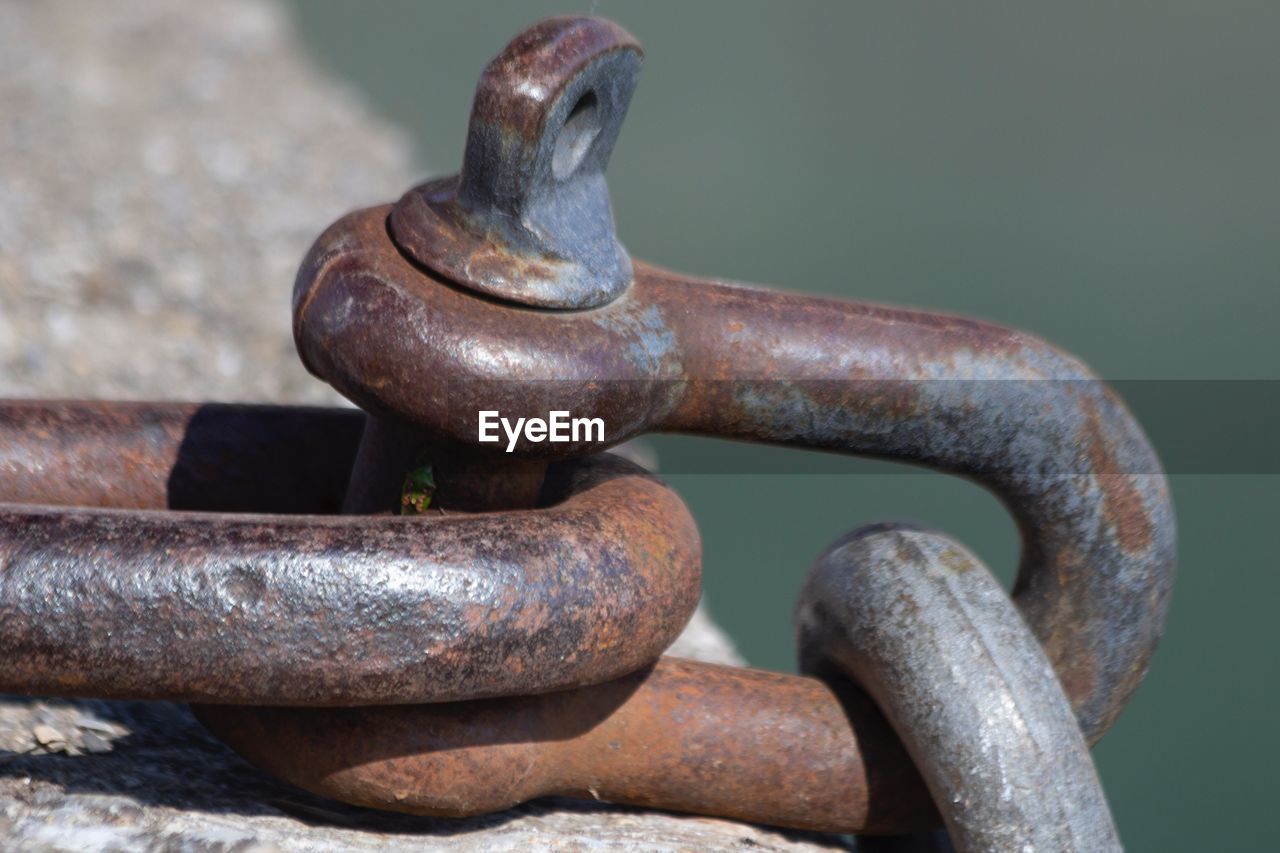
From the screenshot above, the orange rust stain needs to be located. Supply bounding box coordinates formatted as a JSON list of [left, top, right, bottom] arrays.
[[1054, 656, 1098, 708], [462, 603, 489, 631], [1080, 397, 1154, 553]]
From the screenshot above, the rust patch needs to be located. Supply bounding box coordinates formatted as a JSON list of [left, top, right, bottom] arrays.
[[1080, 396, 1155, 554]]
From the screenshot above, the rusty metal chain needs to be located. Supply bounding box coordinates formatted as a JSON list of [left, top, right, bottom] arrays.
[[0, 17, 1174, 849]]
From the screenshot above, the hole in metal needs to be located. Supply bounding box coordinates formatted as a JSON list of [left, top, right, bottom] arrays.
[[552, 91, 600, 180]]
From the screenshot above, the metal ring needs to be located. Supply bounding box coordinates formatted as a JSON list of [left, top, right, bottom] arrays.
[[0, 404, 700, 706], [798, 524, 1121, 851]]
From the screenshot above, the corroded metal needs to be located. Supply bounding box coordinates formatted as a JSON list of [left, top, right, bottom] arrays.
[[297, 200, 1176, 743], [0, 412, 701, 705], [196, 659, 940, 835], [798, 525, 1121, 850], [0, 14, 1177, 844], [390, 17, 639, 309], [0, 400, 362, 513]]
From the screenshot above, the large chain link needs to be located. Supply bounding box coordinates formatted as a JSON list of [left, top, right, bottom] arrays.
[[0, 17, 1174, 850]]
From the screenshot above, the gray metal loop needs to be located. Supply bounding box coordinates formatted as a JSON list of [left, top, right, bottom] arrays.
[[798, 524, 1121, 852], [389, 17, 640, 310]]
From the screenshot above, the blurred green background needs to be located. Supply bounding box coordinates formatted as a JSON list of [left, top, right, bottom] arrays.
[[287, 2, 1277, 849]]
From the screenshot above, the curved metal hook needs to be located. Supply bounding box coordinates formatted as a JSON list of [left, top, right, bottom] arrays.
[[298, 205, 1177, 742], [799, 525, 1121, 851]]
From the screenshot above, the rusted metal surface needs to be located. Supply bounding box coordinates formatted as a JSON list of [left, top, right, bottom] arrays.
[[297, 199, 1176, 743], [342, 415, 552, 515], [0, 14, 1177, 844], [799, 525, 1120, 850], [0, 400, 362, 513], [196, 658, 939, 835], [390, 17, 640, 309], [0, 441, 701, 705]]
